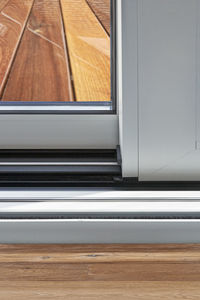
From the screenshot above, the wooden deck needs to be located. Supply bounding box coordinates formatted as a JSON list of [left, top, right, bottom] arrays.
[[0, 244, 200, 299], [0, 0, 110, 102]]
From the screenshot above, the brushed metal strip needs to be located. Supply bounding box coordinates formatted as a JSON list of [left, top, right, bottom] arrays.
[[1, 189, 200, 201]]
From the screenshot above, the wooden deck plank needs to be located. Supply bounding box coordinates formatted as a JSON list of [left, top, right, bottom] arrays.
[[61, 0, 111, 102], [0, 245, 199, 299], [0, 0, 34, 97], [0, 262, 200, 281], [1, 244, 200, 263], [0, 281, 199, 300], [0, 244, 199, 282], [2, 0, 73, 102], [0, 0, 9, 11], [86, 0, 110, 35]]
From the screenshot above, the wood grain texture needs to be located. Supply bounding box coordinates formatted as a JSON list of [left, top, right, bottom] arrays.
[[2, 0, 73, 102], [86, 0, 110, 35], [1, 262, 200, 281], [0, 243, 200, 263], [0, 0, 9, 11], [0, 244, 200, 299], [0, 281, 200, 300], [61, 0, 111, 101], [0, 0, 33, 96]]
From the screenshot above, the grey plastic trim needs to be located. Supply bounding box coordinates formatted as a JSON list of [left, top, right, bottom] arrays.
[[0, 219, 199, 244], [117, 0, 138, 178], [0, 115, 118, 149]]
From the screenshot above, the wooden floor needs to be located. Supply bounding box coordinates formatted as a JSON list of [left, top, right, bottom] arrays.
[[0, 244, 200, 299], [0, 0, 110, 102]]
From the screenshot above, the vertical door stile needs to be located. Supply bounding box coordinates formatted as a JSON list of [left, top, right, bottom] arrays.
[[138, 0, 197, 181], [196, 0, 200, 149]]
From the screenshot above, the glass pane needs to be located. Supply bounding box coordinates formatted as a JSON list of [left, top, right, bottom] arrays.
[[0, 0, 111, 103]]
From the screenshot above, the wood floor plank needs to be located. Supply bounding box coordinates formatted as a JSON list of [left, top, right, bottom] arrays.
[[0, 245, 200, 282], [0, 262, 200, 281], [61, 0, 111, 102], [86, 0, 110, 35], [0, 245, 199, 299], [1, 243, 199, 253], [0, 281, 199, 300], [2, 0, 73, 102], [0, 244, 200, 263], [0, 0, 34, 97]]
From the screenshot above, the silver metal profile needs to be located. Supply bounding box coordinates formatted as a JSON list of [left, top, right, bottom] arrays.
[[0, 189, 200, 201], [0, 190, 199, 243]]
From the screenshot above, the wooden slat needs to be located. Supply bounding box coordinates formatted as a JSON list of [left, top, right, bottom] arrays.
[[2, 0, 73, 102], [0, 244, 200, 263], [0, 245, 199, 299], [86, 0, 110, 35], [0, 281, 199, 300], [0, 244, 199, 282], [0, 0, 33, 97], [0, 262, 200, 281], [61, 0, 111, 101]]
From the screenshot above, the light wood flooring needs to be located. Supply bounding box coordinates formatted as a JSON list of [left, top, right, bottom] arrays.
[[0, 244, 199, 299]]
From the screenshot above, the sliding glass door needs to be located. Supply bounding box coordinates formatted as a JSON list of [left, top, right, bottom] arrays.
[[0, 0, 118, 150]]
